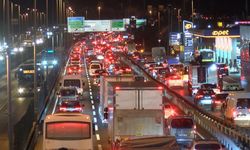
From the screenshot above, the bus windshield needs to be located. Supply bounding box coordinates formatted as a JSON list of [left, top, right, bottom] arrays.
[[46, 122, 91, 140], [171, 118, 194, 128], [237, 98, 250, 109], [64, 79, 80, 88]]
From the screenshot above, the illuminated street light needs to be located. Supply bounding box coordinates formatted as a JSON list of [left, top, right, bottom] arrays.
[[98, 6, 101, 19], [0, 55, 4, 61]]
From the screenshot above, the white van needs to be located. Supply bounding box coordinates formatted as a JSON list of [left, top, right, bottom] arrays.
[[43, 113, 93, 150], [224, 92, 250, 122], [60, 74, 87, 95], [89, 63, 102, 76]]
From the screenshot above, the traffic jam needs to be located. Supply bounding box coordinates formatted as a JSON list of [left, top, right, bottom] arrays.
[[36, 30, 250, 150]]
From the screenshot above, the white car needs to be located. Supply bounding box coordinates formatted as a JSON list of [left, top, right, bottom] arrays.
[[166, 74, 184, 87]]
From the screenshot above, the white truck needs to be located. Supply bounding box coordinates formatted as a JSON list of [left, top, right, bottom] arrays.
[[104, 81, 166, 147], [188, 63, 218, 95]]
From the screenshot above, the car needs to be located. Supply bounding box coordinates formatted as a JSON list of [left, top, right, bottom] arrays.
[[216, 63, 229, 77], [212, 92, 229, 111], [66, 65, 83, 75], [189, 140, 225, 150], [167, 116, 196, 145], [89, 63, 102, 76], [194, 89, 215, 109], [59, 100, 83, 112], [200, 83, 220, 94], [165, 73, 184, 87], [58, 87, 79, 101]]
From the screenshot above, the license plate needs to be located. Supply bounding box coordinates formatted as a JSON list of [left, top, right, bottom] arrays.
[[178, 134, 187, 136]]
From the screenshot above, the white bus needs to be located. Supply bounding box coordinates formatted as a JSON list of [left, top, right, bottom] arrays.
[[43, 113, 93, 150]]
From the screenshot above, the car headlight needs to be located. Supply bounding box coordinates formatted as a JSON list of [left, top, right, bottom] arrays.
[[52, 60, 57, 65], [18, 88, 24, 93], [42, 60, 47, 65]]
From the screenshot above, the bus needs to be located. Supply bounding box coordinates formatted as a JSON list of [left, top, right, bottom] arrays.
[[43, 113, 93, 150], [16, 61, 44, 96]]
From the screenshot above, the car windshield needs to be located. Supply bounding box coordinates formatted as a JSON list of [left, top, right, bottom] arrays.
[[195, 143, 221, 150], [171, 118, 194, 128], [237, 98, 250, 109], [64, 79, 81, 88], [91, 64, 101, 69], [61, 101, 80, 107], [60, 89, 77, 96]]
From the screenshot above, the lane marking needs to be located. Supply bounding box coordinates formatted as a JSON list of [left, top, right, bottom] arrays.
[[95, 124, 98, 131], [90, 96, 93, 99], [91, 100, 94, 104], [94, 117, 97, 123], [90, 92, 92, 95], [89, 88, 92, 92], [197, 131, 205, 140], [52, 97, 59, 114], [93, 111, 96, 116], [98, 144, 102, 150], [92, 105, 95, 110], [96, 134, 100, 140]]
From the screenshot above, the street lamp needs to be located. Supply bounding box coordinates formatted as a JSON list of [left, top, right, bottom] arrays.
[[98, 6, 101, 19]]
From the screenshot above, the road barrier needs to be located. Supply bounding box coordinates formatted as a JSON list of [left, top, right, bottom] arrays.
[[122, 53, 250, 150]]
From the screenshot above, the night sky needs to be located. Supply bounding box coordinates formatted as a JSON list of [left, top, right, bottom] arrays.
[[14, 0, 248, 18]]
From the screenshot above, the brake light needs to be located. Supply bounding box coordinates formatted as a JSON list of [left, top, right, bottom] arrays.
[[224, 66, 228, 70], [125, 68, 131, 72], [115, 87, 120, 90], [158, 86, 163, 90], [59, 106, 67, 112], [214, 100, 221, 104], [197, 95, 203, 99], [75, 105, 82, 111], [211, 94, 215, 98]]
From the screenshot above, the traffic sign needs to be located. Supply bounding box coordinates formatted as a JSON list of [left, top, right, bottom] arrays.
[[67, 17, 85, 33]]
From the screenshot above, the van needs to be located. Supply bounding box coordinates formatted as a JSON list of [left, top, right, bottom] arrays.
[[167, 116, 196, 145], [89, 63, 102, 76], [60, 74, 87, 95], [224, 92, 250, 122]]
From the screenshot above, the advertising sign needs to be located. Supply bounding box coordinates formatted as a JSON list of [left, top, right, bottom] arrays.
[[169, 32, 181, 46], [67, 17, 85, 33], [182, 20, 194, 62], [84, 20, 111, 32], [136, 19, 146, 28]]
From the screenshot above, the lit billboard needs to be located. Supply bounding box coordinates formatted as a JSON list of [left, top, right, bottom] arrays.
[[67, 17, 85, 33]]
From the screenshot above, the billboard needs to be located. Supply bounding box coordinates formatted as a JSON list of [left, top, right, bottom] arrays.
[[84, 20, 111, 32], [67, 17, 85, 33]]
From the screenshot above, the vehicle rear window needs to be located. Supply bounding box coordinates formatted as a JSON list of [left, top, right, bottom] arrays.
[[195, 143, 221, 150], [90, 64, 101, 69], [215, 93, 228, 99], [237, 98, 250, 109], [171, 118, 194, 128], [202, 84, 217, 89], [64, 79, 80, 88], [46, 122, 90, 140], [202, 90, 215, 95], [61, 101, 80, 107], [60, 89, 77, 96]]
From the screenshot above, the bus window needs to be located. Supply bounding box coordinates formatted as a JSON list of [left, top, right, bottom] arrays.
[[46, 122, 91, 140]]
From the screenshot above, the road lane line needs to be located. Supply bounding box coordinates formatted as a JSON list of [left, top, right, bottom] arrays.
[[93, 111, 96, 116], [95, 124, 98, 131], [90, 96, 93, 99], [94, 117, 97, 123], [197, 131, 205, 140], [98, 144, 102, 150], [91, 100, 94, 104], [96, 134, 100, 140], [92, 105, 95, 109], [52, 97, 59, 114]]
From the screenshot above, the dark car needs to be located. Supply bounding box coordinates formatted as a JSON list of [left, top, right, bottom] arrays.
[[212, 93, 229, 111], [194, 89, 216, 109]]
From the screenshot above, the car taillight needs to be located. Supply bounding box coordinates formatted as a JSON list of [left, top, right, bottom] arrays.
[[233, 111, 237, 118], [224, 66, 228, 69], [75, 106, 82, 111], [59, 106, 66, 111], [214, 100, 221, 104], [197, 95, 203, 99]]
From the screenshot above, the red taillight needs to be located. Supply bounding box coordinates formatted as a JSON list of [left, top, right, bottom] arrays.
[[158, 86, 163, 90], [211, 94, 215, 98], [59, 107, 66, 111], [224, 66, 228, 69], [233, 111, 237, 118], [75, 105, 82, 111], [197, 95, 203, 99], [115, 87, 120, 90], [214, 100, 221, 104]]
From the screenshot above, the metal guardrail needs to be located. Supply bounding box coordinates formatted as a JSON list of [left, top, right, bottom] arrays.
[[121, 53, 250, 150]]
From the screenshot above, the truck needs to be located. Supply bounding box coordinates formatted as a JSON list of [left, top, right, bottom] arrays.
[[152, 47, 167, 63], [104, 81, 167, 148], [188, 62, 219, 95], [99, 75, 135, 121]]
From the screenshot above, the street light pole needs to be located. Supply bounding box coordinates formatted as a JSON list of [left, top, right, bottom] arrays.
[[191, 0, 194, 23], [46, 0, 48, 26], [98, 6, 101, 19]]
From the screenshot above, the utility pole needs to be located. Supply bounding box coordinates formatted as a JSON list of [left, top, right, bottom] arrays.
[[46, 0, 48, 26], [191, 0, 194, 23], [33, 0, 37, 117]]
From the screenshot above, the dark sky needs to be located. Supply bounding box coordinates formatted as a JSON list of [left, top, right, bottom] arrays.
[[14, 0, 249, 18]]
